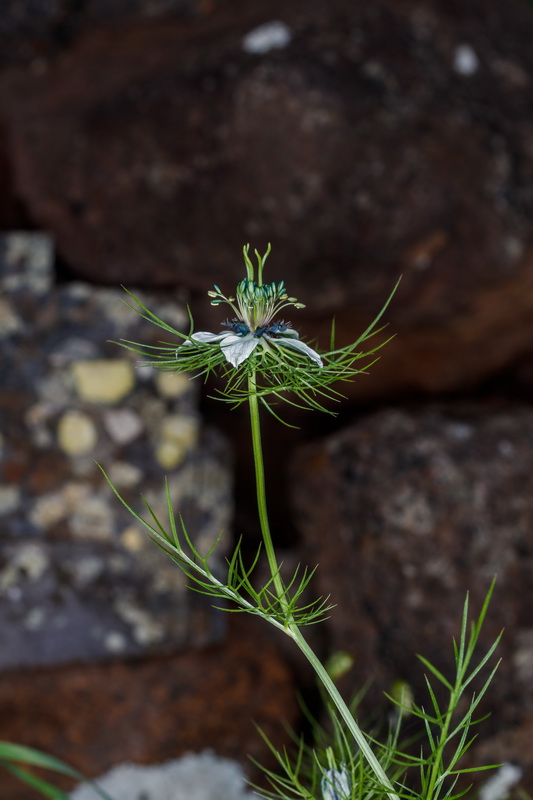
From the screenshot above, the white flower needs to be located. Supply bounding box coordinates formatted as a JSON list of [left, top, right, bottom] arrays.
[[185, 324, 322, 369], [121, 244, 397, 415], [321, 765, 352, 800], [181, 274, 323, 369]]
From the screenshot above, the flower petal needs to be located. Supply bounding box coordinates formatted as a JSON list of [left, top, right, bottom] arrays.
[[188, 331, 233, 344], [277, 328, 300, 339], [271, 336, 323, 367], [220, 333, 259, 367]]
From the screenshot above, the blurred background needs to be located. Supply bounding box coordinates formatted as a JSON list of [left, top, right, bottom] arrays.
[[0, 0, 533, 797]]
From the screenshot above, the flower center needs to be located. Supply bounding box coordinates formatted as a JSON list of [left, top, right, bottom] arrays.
[[208, 277, 305, 330], [222, 318, 291, 338]]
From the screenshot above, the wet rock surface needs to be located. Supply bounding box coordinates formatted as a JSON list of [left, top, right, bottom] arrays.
[[291, 405, 533, 772], [0, 617, 297, 800], [0, 0, 532, 398], [0, 232, 232, 667]]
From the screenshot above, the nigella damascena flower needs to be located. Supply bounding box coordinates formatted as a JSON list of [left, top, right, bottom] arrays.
[[119, 243, 397, 416], [321, 764, 352, 800], [180, 274, 322, 369]]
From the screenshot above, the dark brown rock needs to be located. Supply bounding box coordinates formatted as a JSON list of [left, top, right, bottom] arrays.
[[1, 0, 533, 398], [0, 1, 219, 66], [0, 616, 297, 800], [291, 404, 533, 783]]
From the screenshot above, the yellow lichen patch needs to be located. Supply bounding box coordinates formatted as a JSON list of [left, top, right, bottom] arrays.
[[155, 414, 199, 469], [121, 526, 145, 553], [71, 359, 135, 404], [154, 370, 190, 398], [57, 410, 98, 455]]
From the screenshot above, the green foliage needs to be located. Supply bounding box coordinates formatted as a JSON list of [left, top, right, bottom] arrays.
[[253, 700, 406, 800], [388, 581, 502, 800], [101, 469, 334, 629], [1, 244, 505, 800], [252, 583, 501, 800], [0, 742, 113, 800]]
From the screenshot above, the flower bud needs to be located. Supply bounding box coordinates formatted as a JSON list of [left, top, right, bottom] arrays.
[[321, 764, 351, 800]]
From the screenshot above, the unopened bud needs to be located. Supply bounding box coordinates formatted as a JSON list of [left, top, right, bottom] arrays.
[[321, 765, 351, 800]]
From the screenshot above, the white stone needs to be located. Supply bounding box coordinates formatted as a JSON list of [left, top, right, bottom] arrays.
[[69, 495, 114, 540], [104, 408, 144, 444], [453, 44, 479, 76], [104, 631, 128, 654], [38, 372, 71, 406], [479, 763, 522, 800], [447, 422, 472, 441], [69, 556, 106, 586], [242, 20, 292, 54], [136, 364, 154, 381], [4, 233, 53, 294], [49, 337, 99, 367], [498, 439, 515, 458], [0, 297, 22, 336], [154, 301, 188, 331], [70, 751, 256, 800], [30, 489, 70, 528], [114, 597, 164, 645], [24, 607, 46, 631], [0, 544, 50, 592], [0, 485, 21, 515], [107, 461, 143, 488]]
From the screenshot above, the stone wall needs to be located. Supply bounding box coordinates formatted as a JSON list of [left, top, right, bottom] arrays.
[[0, 0, 533, 796], [0, 233, 297, 798], [0, 232, 230, 666]]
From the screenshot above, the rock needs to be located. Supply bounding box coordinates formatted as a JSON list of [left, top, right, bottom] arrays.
[[242, 21, 293, 55], [57, 409, 99, 455], [155, 414, 201, 469], [475, 719, 533, 798], [69, 752, 256, 800], [290, 404, 533, 780], [0, 232, 233, 668], [0, 0, 533, 398], [0, 617, 297, 800], [70, 360, 136, 405], [0, 1, 219, 66]]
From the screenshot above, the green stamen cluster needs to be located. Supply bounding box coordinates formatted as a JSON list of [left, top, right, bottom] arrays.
[[207, 248, 305, 332], [235, 278, 305, 330]]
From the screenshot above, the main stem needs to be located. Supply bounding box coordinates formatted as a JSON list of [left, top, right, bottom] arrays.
[[247, 372, 288, 609], [247, 373, 399, 800]]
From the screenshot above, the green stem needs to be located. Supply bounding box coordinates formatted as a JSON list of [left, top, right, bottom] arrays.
[[248, 371, 288, 610], [289, 629, 399, 800], [247, 372, 399, 800], [424, 666, 466, 800], [424, 706, 454, 800]]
